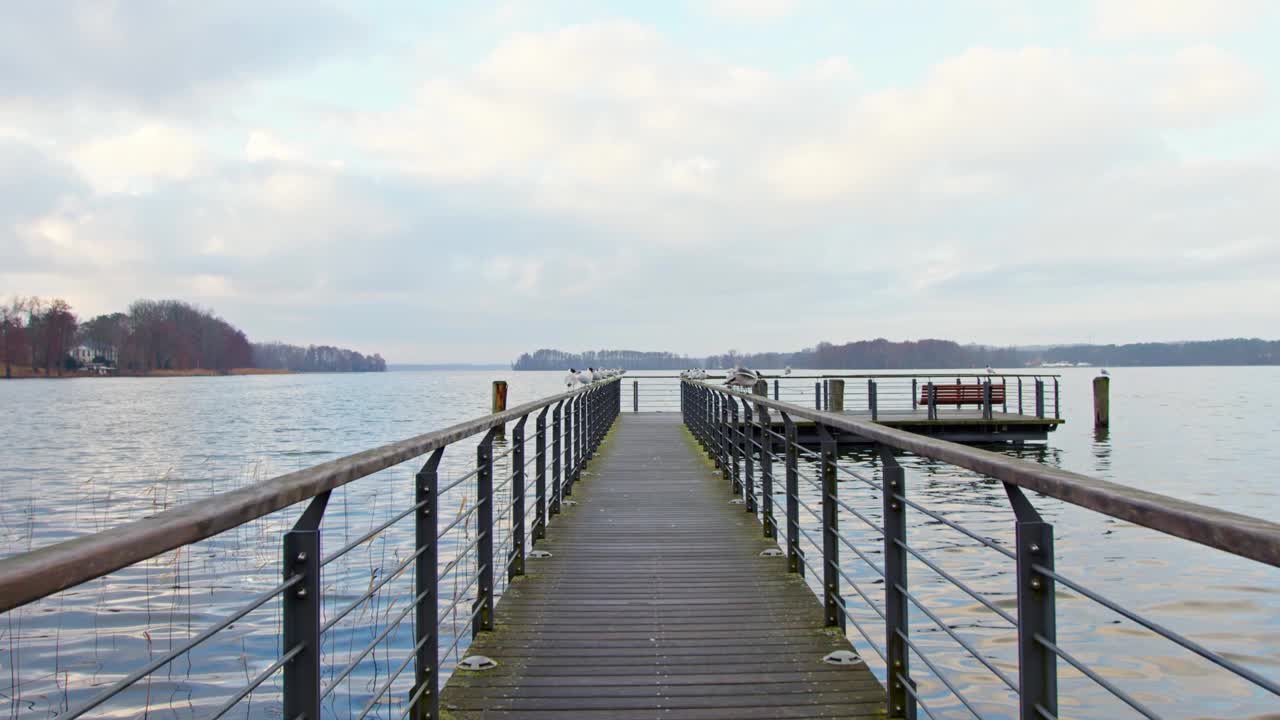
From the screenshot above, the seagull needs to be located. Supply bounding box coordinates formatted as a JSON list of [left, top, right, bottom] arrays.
[[576, 369, 592, 386], [986, 366, 995, 375], [1101, 369, 1110, 376], [784, 366, 792, 376], [564, 368, 578, 389], [725, 366, 761, 389]]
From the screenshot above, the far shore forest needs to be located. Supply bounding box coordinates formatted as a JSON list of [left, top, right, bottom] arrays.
[[0, 297, 386, 379], [514, 338, 1280, 371]]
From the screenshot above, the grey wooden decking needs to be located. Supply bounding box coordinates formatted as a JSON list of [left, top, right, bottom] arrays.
[[440, 413, 883, 719]]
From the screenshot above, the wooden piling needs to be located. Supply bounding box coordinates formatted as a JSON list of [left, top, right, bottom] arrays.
[[1093, 375, 1110, 428], [752, 378, 768, 397], [828, 379, 845, 412], [492, 380, 508, 437]]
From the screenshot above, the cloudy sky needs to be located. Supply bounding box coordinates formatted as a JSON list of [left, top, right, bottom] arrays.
[[2, 1, 1277, 362]]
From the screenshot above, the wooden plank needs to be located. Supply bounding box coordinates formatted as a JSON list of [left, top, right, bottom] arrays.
[[440, 413, 883, 719]]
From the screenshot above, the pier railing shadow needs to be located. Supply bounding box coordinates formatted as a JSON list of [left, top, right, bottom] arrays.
[[0, 378, 622, 720], [682, 379, 1280, 720]]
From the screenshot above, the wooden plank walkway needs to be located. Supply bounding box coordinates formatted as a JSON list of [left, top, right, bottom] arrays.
[[440, 413, 883, 719]]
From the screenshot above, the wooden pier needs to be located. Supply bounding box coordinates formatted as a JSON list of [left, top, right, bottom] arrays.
[[5, 377, 1278, 720], [440, 413, 882, 719]]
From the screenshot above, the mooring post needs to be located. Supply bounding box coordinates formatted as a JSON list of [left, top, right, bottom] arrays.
[[491, 380, 508, 439], [633, 380, 638, 413], [912, 378, 918, 410], [782, 412, 801, 575], [927, 381, 937, 421], [869, 379, 878, 421], [983, 380, 993, 420], [474, 428, 497, 636], [882, 449, 916, 719], [1035, 379, 1045, 419], [817, 424, 844, 630], [1093, 375, 1110, 427], [773, 378, 780, 401], [413, 449, 443, 720], [814, 381, 821, 409], [829, 378, 844, 413]]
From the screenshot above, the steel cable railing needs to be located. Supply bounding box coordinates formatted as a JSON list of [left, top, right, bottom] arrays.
[[0, 378, 622, 720], [680, 379, 1280, 720]]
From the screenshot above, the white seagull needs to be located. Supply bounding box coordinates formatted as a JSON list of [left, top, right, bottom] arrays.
[[576, 369, 592, 386], [1101, 369, 1110, 376], [726, 366, 761, 389], [564, 368, 578, 389], [986, 366, 995, 375]]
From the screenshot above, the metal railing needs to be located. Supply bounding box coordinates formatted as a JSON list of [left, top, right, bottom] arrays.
[[628, 373, 1060, 421], [0, 378, 621, 719], [680, 379, 1280, 720]]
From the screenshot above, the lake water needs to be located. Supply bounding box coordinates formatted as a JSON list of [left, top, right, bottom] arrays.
[[1, 367, 1278, 719]]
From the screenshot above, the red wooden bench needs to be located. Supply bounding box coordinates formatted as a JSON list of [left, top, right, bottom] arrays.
[[919, 384, 1006, 406]]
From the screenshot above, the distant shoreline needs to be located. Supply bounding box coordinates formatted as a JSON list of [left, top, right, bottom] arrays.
[[1, 367, 294, 379]]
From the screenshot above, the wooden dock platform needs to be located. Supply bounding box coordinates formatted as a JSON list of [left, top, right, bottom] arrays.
[[439, 413, 883, 719]]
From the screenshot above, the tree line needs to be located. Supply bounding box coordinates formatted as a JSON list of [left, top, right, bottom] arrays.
[[1, 296, 385, 377], [514, 337, 1280, 371]]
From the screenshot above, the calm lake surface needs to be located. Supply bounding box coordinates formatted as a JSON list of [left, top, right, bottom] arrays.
[[1, 367, 1278, 719]]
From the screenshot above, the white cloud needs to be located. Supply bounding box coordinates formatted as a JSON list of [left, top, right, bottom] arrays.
[[1093, 0, 1267, 36], [698, 0, 801, 22], [71, 122, 206, 194]]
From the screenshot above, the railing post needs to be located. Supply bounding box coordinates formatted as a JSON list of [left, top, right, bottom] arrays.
[[1006, 484, 1057, 719], [983, 380, 993, 420], [283, 492, 328, 720], [782, 412, 801, 575], [1053, 378, 1060, 420], [869, 379, 878, 421], [728, 397, 742, 495], [823, 379, 830, 410], [534, 408, 548, 541], [413, 449, 443, 720], [911, 378, 918, 410], [927, 382, 937, 420], [881, 450, 915, 720], [1035, 379, 1045, 419], [815, 381, 821, 409], [551, 402, 563, 515], [1018, 377, 1024, 415], [474, 428, 496, 637], [633, 380, 639, 412], [742, 399, 756, 513], [510, 416, 527, 581], [774, 378, 779, 401], [817, 424, 844, 630], [759, 403, 775, 538]]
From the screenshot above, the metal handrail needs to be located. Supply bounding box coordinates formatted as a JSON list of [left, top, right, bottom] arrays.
[[680, 378, 1280, 719], [0, 379, 619, 612], [1, 377, 622, 720], [692, 380, 1280, 567]]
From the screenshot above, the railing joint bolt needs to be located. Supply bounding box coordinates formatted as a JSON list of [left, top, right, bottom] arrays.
[[295, 552, 307, 563], [1030, 543, 1041, 554], [1030, 577, 1043, 591]]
